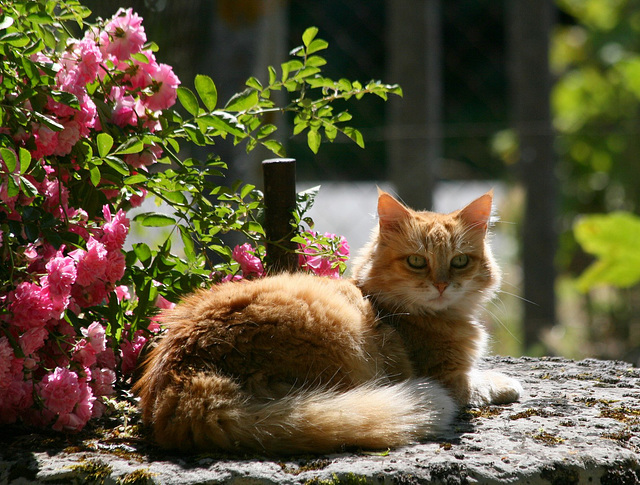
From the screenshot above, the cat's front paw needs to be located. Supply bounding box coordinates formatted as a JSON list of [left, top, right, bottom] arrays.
[[468, 370, 523, 406]]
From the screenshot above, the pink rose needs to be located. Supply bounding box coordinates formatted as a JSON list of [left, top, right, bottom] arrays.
[[96, 348, 116, 370], [101, 205, 129, 251], [115, 285, 130, 302], [143, 63, 180, 111], [101, 8, 147, 61], [42, 178, 71, 217], [52, 380, 94, 432], [73, 339, 97, 368], [31, 124, 58, 160], [82, 322, 106, 354], [39, 367, 81, 415], [43, 250, 77, 301], [155, 294, 175, 310], [110, 86, 138, 127], [120, 332, 147, 374], [91, 368, 116, 397], [19, 327, 49, 356], [126, 50, 157, 89], [232, 243, 265, 278], [8, 282, 54, 330], [52, 120, 81, 157], [71, 236, 107, 287], [104, 250, 126, 284], [58, 37, 102, 88], [124, 143, 163, 169]]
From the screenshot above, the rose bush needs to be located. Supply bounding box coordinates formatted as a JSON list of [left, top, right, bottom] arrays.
[[0, 0, 400, 432]]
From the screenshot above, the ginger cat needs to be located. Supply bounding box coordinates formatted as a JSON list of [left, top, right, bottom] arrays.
[[134, 190, 522, 454]]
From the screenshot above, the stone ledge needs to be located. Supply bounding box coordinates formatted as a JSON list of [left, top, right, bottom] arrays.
[[1, 357, 639, 484]]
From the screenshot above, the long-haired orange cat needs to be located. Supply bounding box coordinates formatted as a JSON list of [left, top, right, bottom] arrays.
[[134, 190, 522, 454]]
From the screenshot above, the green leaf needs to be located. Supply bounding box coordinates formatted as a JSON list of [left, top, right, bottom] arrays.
[[0, 147, 17, 172], [198, 112, 246, 137], [268, 66, 277, 86], [105, 156, 130, 175], [19, 148, 31, 173], [574, 212, 640, 291], [306, 38, 329, 55], [307, 129, 321, 154], [115, 138, 144, 155], [131, 52, 150, 63], [302, 26, 319, 47], [195, 74, 217, 111], [124, 174, 147, 185], [97, 132, 113, 158], [261, 139, 285, 157], [133, 243, 152, 266], [324, 123, 338, 142], [177, 86, 200, 116], [6, 175, 19, 197], [246, 76, 262, 90], [0, 32, 29, 47], [256, 124, 277, 139], [90, 166, 101, 186], [0, 16, 14, 31], [306, 55, 327, 68], [20, 176, 38, 198], [342, 126, 365, 148], [179, 225, 196, 260], [242, 221, 265, 235], [134, 212, 176, 227], [32, 111, 64, 131], [225, 89, 259, 112], [281, 60, 304, 81], [240, 184, 255, 199]]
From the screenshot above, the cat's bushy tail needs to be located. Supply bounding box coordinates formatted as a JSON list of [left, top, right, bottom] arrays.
[[143, 372, 455, 454]]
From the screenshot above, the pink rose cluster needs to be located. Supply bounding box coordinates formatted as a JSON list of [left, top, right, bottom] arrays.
[[0, 202, 152, 430], [24, 8, 180, 171], [226, 233, 350, 281], [298, 232, 350, 278], [0, 8, 177, 432]]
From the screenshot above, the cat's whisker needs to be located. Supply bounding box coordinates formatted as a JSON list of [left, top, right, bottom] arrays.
[[497, 289, 539, 307], [483, 304, 522, 345]]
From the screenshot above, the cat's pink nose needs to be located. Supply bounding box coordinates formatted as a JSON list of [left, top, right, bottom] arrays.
[[433, 282, 448, 295]]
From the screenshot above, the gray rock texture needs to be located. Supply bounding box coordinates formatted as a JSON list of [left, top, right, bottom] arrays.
[[1, 356, 639, 484]]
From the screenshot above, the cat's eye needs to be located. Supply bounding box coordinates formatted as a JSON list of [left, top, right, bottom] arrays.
[[450, 254, 469, 269], [406, 254, 428, 269]]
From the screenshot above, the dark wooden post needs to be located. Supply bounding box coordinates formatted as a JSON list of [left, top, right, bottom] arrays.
[[262, 158, 298, 272], [508, 0, 557, 351]]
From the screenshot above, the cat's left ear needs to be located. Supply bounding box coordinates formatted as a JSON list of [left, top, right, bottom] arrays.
[[377, 189, 412, 231], [458, 190, 493, 233]]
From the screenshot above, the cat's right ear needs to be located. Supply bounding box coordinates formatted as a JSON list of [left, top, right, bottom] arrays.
[[377, 190, 411, 231]]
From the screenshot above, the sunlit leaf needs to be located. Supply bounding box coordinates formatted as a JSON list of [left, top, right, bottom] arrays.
[[306, 38, 329, 55], [0, 147, 17, 172], [97, 132, 113, 158], [302, 26, 319, 47], [177, 86, 200, 116], [575, 212, 640, 291], [195, 74, 217, 111], [307, 129, 321, 154], [225, 89, 259, 112], [19, 148, 31, 173], [134, 212, 176, 227]]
